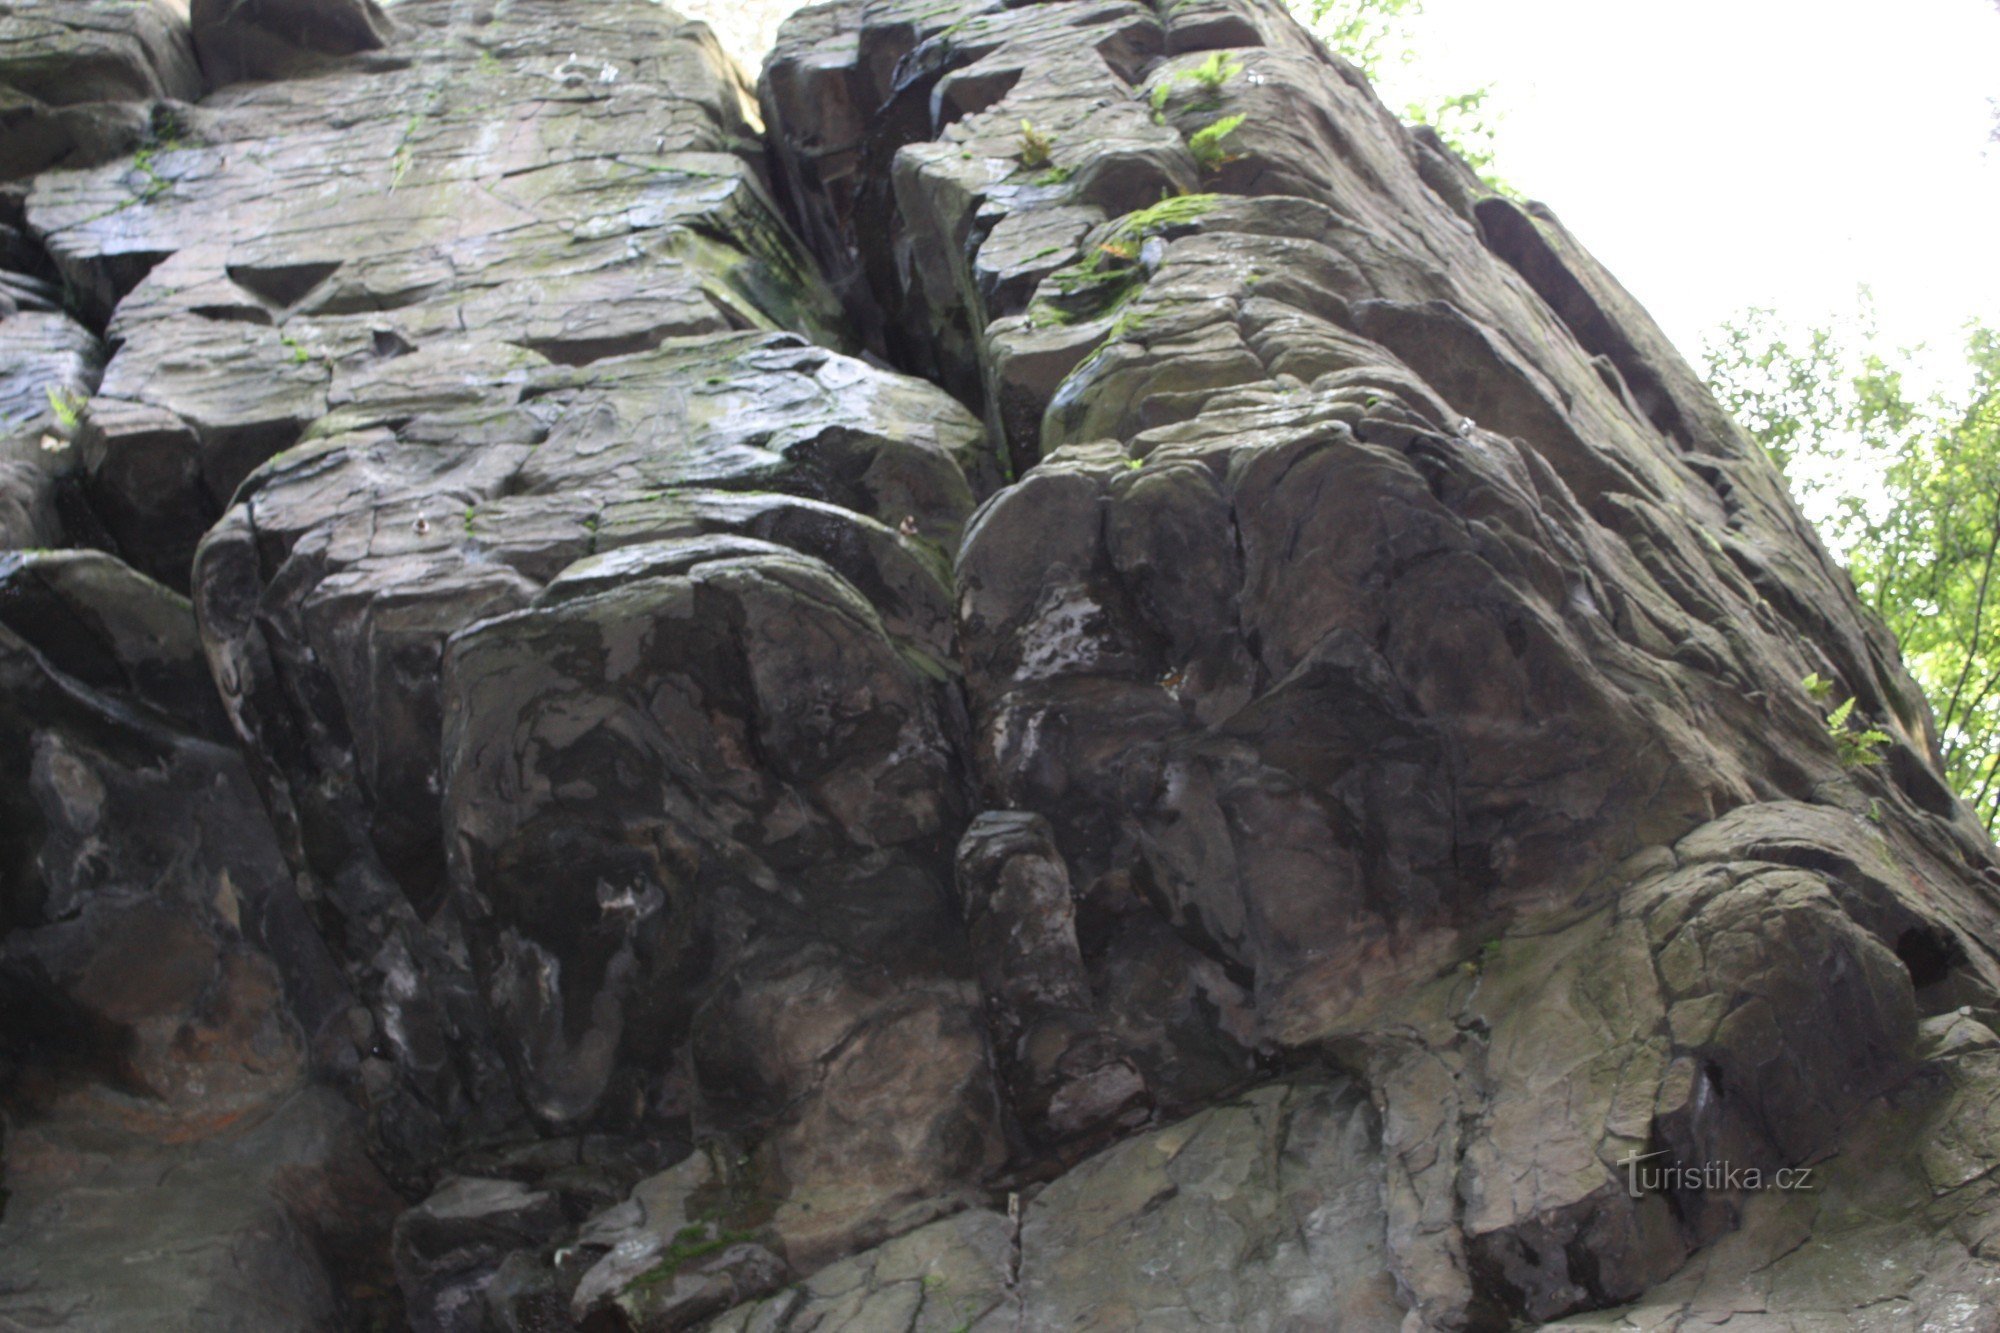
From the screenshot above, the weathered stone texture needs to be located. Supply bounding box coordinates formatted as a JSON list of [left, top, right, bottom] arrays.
[[4, 0, 2000, 1330]]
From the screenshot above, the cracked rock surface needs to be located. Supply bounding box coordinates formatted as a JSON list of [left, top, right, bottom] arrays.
[[4, 0, 2000, 1330]]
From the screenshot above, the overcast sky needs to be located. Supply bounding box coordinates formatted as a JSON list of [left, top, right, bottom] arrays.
[[1383, 0, 2000, 365], [681, 0, 2000, 369]]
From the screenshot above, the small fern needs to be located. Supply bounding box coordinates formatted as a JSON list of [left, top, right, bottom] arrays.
[[1188, 114, 1246, 172], [1824, 694, 1891, 768], [1188, 51, 1243, 93], [44, 385, 83, 429]]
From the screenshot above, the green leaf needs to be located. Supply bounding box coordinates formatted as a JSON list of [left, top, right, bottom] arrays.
[[1188, 114, 1247, 171]]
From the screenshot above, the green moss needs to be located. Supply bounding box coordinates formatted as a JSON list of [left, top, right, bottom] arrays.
[[80, 123, 187, 224], [1106, 306, 1150, 342], [1109, 192, 1219, 238], [629, 1224, 758, 1290], [129, 144, 174, 202]]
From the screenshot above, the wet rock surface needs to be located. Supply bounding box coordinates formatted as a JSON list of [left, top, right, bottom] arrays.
[[4, 0, 2000, 1329]]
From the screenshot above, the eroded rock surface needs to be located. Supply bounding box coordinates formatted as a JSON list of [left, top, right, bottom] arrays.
[[5, 0, 2000, 1330], [0, 0, 201, 180]]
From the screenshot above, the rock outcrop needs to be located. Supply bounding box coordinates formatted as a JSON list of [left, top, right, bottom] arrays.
[[5, 0, 2000, 1329]]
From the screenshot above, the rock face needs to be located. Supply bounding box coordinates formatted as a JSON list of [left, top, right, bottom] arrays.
[[4, 0, 2000, 1329]]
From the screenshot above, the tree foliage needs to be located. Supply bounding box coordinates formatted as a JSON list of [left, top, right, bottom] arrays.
[[1303, 0, 1422, 80], [1296, 0, 1505, 186], [1705, 311, 2000, 833]]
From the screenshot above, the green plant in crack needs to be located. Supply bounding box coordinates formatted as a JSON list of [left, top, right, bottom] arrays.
[[43, 386, 84, 430], [1017, 119, 1056, 170], [1041, 193, 1218, 322], [128, 144, 174, 202], [1149, 51, 1243, 120], [79, 118, 189, 223], [1806, 677, 1891, 768], [1824, 694, 1892, 768], [127, 112, 186, 204], [1188, 114, 1246, 172], [1187, 51, 1243, 94], [280, 333, 312, 366]]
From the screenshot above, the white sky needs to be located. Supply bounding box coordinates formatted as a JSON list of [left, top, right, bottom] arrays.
[[678, 0, 2000, 369], [1373, 0, 2000, 364]]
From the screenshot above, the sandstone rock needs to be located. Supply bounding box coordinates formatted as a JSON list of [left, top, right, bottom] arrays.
[[0, 1087, 397, 1333], [0, 543, 388, 1330], [698, 1208, 1015, 1332], [0, 547, 228, 734], [393, 1176, 566, 1333], [955, 811, 1150, 1148], [9, 0, 996, 1188], [5, 0, 2000, 1327], [0, 0, 202, 179], [699, 1078, 1404, 1332]]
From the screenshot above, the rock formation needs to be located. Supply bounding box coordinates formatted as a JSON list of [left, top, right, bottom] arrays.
[[4, 0, 1999, 1328]]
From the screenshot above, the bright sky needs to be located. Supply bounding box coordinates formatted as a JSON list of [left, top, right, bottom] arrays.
[[677, 0, 2000, 371], [1382, 0, 2000, 367]]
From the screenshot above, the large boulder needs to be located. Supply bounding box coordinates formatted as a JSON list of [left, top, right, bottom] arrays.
[[761, 0, 2000, 1325], [0, 548, 393, 1331]]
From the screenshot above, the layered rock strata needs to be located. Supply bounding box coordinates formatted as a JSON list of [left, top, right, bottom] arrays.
[[3, 0, 1999, 1330]]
